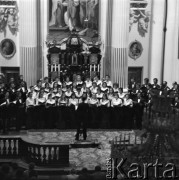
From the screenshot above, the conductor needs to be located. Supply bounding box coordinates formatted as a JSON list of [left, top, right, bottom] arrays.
[[75, 97, 88, 141]]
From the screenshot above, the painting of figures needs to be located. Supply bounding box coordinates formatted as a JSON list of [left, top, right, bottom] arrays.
[[48, 0, 99, 43]]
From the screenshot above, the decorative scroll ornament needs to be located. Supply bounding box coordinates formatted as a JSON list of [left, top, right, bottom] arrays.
[[0, 1, 19, 36], [129, 40, 143, 60]]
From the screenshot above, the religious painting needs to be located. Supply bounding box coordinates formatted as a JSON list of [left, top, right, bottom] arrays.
[[48, 0, 99, 43], [129, 40, 143, 60], [0, 39, 16, 59]]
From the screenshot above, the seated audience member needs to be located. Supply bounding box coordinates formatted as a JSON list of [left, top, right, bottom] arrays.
[[78, 168, 91, 180], [46, 93, 56, 107], [66, 169, 79, 180], [118, 87, 125, 99], [123, 94, 133, 107], [101, 82, 108, 93], [111, 93, 123, 107], [113, 83, 119, 93], [90, 82, 98, 94], [85, 76, 92, 88], [99, 93, 110, 107], [105, 75, 113, 87], [91, 166, 106, 180], [24, 162, 38, 180]]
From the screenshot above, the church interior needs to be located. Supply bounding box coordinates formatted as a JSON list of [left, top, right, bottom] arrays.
[[0, 0, 179, 179]]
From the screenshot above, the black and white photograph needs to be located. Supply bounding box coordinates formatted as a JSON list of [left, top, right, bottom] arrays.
[[0, 0, 179, 180]]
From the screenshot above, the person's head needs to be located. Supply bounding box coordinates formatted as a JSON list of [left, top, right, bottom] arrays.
[[71, 93, 76, 99], [102, 93, 108, 100], [81, 167, 88, 174], [172, 82, 177, 88], [55, 77, 59, 82], [92, 82, 97, 88], [95, 165, 101, 172], [144, 78, 149, 84], [109, 87, 114, 94], [136, 83, 141, 90], [66, 76, 70, 82], [62, 82, 66, 88], [76, 75, 81, 82], [19, 75, 23, 81], [175, 96, 179, 101], [20, 81, 25, 87], [125, 93, 130, 100], [119, 87, 123, 94], [10, 82, 15, 89], [113, 83, 119, 89], [153, 78, 158, 84], [131, 78, 135, 83], [102, 82, 107, 88], [39, 91, 44, 98], [45, 83, 50, 89], [37, 80, 42, 87], [82, 82, 86, 88], [17, 91, 22, 98], [10, 77, 14, 82], [5, 91, 10, 98], [53, 82, 58, 89], [86, 88, 90, 94], [97, 88, 101, 94], [44, 77, 49, 83], [28, 92, 33, 98], [48, 93, 53, 100], [105, 75, 110, 81], [162, 81, 167, 87], [94, 76, 99, 81], [114, 92, 119, 99], [86, 76, 90, 81], [30, 86, 34, 92]]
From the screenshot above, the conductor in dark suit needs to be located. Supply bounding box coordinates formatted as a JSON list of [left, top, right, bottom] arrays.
[[75, 97, 88, 140]]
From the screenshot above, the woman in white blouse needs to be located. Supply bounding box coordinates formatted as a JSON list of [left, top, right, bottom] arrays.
[[99, 94, 110, 107], [111, 93, 123, 107], [36, 91, 46, 105], [88, 93, 99, 106], [118, 87, 125, 99], [90, 82, 98, 94], [45, 93, 56, 108], [68, 93, 78, 109], [123, 94, 133, 107]]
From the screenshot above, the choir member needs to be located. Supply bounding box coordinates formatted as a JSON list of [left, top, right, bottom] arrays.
[[45, 94, 56, 108], [99, 94, 110, 107], [53, 82, 58, 94], [62, 82, 67, 92], [81, 82, 87, 93], [123, 94, 133, 107], [85, 76, 92, 88], [105, 75, 113, 88], [90, 82, 98, 94], [36, 91, 46, 105], [111, 93, 123, 107], [42, 77, 50, 88], [26, 92, 35, 107], [152, 78, 160, 90], [93, 76, 102, 87], [118, 87, 125, 99], [68, 93, 78, 108], [113, 83, 119, 93], [65, 87, 73, 99], [65, 76, 72, 87], [101, 82, 108, 93], [107, 87, 114, 102], [96, 88, 103, 101], [88, 93, 99, 106], [58, 93, 68, 106], [9, 82, 17, 101]]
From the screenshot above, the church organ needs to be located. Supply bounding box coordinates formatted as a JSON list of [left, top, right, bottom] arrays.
[[47, 32, 101, 81]]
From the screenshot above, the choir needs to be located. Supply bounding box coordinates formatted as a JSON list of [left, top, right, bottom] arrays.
[[0, 74, 179, 133]]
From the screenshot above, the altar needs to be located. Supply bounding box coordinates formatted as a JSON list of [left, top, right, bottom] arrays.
[[46, 31, 102, 81]]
